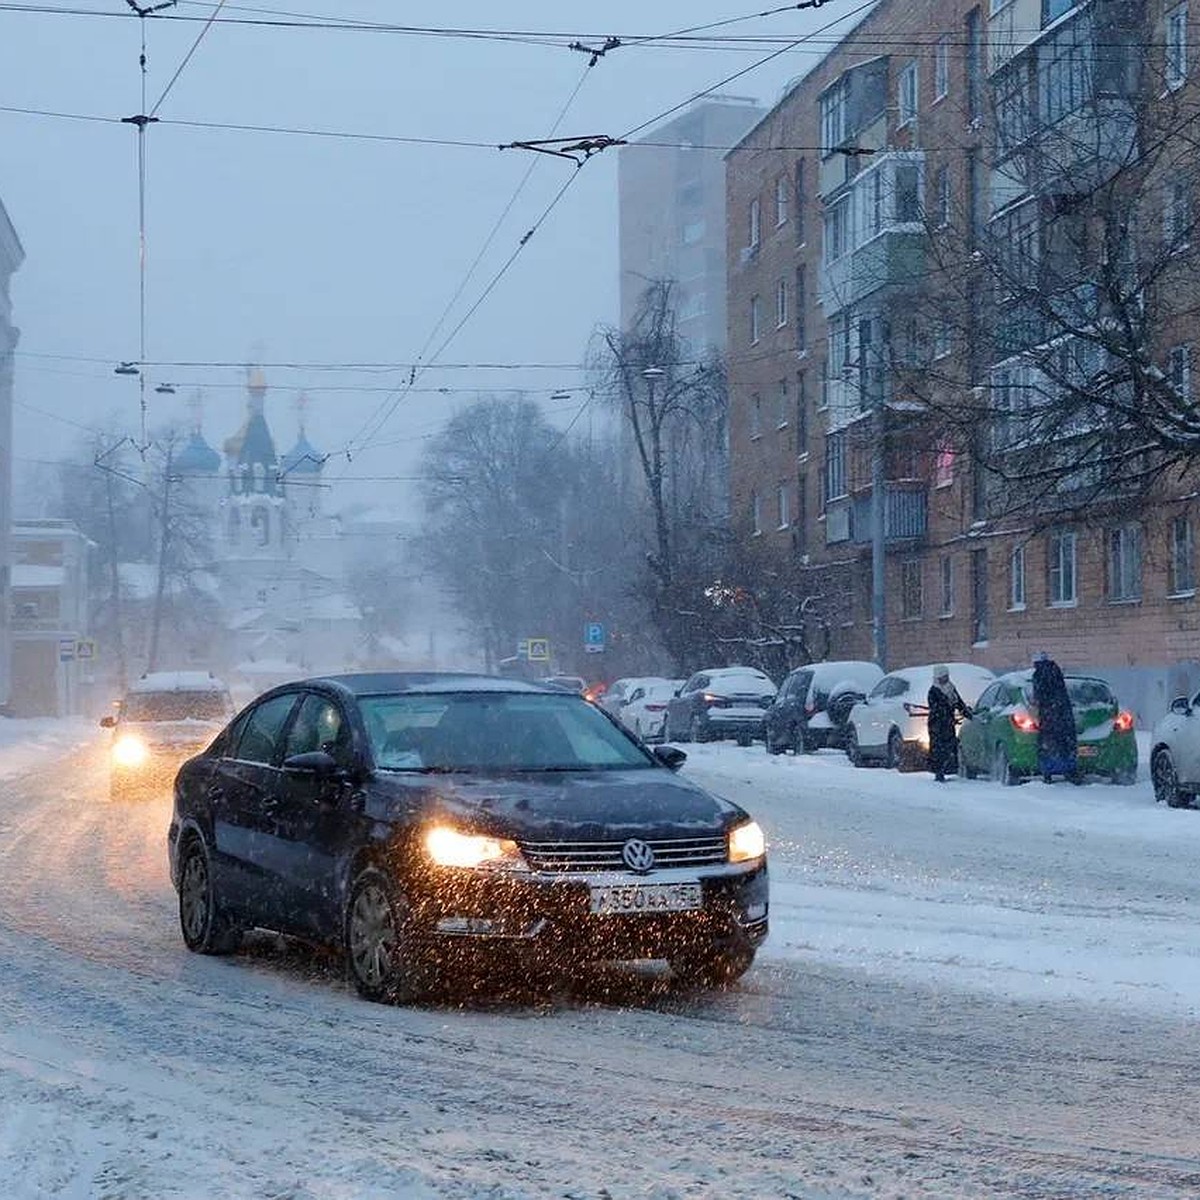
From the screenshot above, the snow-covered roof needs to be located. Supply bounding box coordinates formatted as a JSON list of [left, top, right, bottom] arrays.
[[128, 671, 229, 694], [12, 564, 65, 588], [306, 593, 361, 622], [119, 563, 219, 601]]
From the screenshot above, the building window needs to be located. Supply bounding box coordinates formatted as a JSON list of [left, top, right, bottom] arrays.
[[1168, 3, 1189, 89], [1047, 529, 1077, 606], [749, 198, 761, 249], [794, 159, 806, 243], [795, 266, 807, 352], [1164, 176, 1191, 251], [901, 559, 923, 619], [750, 392, 762, 438], [796, 372, 808, 453], [777, 483, 790, 530], [934, 440, 955, 487], [898, 61, 919, 127], [935, 37, 950, 99], [776, 277, 788, 328], [820, 79, 847, 155], [1044, 0, 1078, 24], [1038, 15, 1093, 126], [825, 430, 847, 502], [794, 474, 808, 552], [751, 490, 762, 536], [750, 295, 761, 344], [940, 555, 955, 615], [1171, 514, 1195, 594], [681, 218, 705, 245], [995, 61, 1031, 153], [823, 198, 849, 263], [1108, 524, 1142, 602], [1010, 544, 1026, 609], [933, 321, 952, 360], [775, 174, 789, 227], [1169, 345, 1192, 399], [776, 378, 789, 428], [935, 165, 951, 227]]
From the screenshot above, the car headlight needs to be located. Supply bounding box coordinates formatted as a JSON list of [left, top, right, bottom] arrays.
[[424, 825, 528, 871], [112, 735, 149, 768], [728, 820, 766, 864]]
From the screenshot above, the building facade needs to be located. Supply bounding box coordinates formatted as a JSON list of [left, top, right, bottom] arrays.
[[727, 0, 1200, 724], [0, 196, 24, 708], [619, 95, 763, 350]]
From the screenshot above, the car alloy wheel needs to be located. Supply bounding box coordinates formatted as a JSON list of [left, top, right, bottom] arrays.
[[886, 730, 903, 770], [345, 868, 431, 1004], [845, 726, 864, 768], [1152, 750, 1191, 809], [178, 839, 241, 955]]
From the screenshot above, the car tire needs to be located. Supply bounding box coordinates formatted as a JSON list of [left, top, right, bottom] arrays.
[[993, 743, 1019, 786], [736, 732, 752, 748], [886, 729, 904, 770], [690, 715, 709, 744], [765, 725, 786, 755], [795, 724, 813, 754], [1152, 749, 1193, 809], [177, 837, 242, 955], [345, 867, 433, 1005], [669, 937, 755, 988], [845, 726, 866, 768], [1112, 767, 1137, 786], [962, 754, 979, 780]]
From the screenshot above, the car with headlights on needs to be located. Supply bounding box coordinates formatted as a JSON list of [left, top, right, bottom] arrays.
[[958, 671, 1137, 785], [167, 673, 769, 1002], [664, 666, 776, 746], [102, 671, 236, 801]]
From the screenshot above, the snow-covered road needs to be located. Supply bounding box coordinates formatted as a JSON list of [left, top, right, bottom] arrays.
[[2, 729, 1199, 1198]]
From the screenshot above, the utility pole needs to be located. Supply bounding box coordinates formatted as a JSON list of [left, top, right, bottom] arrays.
[[147, 440, 174, 672], [104, 467, 129, 692], [869, 333, 888, 671]]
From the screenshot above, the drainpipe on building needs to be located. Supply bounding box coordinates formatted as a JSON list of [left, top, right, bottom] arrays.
[[870, 344, 887, 672]]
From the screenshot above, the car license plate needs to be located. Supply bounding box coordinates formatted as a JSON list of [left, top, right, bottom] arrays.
[[1077, 745, 1097, 757], [589, 881, 702, 915]]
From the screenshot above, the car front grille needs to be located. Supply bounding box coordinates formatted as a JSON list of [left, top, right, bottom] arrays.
[[518, 834, 728, 873]]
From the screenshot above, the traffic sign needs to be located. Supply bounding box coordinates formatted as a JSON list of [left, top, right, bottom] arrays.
[[517, 639, 530, 659], [58, 638, 76, 663], [584, 621, 605, 653], [75, 639, 96, 661], [527, 637, 550, 662]]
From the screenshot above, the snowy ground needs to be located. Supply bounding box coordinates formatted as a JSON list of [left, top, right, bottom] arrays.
[[2, 726, 1199, 1198]]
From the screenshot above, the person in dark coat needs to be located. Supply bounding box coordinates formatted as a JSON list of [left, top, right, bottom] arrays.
[[1030, 652, 1078, 783], [927, 664, 973, 782]]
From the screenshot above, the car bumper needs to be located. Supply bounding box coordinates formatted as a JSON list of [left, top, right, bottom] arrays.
[[702, 714, 767, 737], [409, 859, 769, 964]]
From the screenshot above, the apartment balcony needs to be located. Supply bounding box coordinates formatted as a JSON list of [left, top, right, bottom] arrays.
[[850, 482, 928, 545], [993, 282, 1102, 360], [818, 229, 926, 314]]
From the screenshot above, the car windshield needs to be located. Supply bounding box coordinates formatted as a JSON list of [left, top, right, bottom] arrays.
[[123, 692, 231, 722], [362, 691, 658, 772], [1020, 678, 1116, 709], [709, 671, 773, 695]]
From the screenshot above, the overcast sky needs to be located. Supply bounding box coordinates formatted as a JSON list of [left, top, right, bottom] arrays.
[[0, 1, 865, 508]]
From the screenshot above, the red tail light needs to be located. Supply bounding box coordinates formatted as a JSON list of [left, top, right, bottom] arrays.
[[1113, 710, 1134, 732], [903, 702, 929, 716], [644, 703, 666, 712], [1011, 712, 1039, 733]]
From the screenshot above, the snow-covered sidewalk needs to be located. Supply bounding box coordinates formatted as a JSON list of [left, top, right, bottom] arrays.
[[0, 717, 97, 782]]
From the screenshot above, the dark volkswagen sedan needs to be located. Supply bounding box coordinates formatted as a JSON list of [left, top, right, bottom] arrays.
[[168, 673, 769, 1003]]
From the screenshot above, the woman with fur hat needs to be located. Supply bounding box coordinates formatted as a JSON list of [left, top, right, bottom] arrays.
[[927, 664, 973, 782]]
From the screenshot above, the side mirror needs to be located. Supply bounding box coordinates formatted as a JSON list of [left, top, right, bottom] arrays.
[[100, 715, 116, 728], [1170, 695, 1192, 716], [284, 750, 341, 776], [653, 745, 687, 771]]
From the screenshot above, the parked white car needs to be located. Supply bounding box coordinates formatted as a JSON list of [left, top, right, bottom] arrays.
[[620, 679, 684, 743], [845, 662, 996, 770], [1149, 690, 1200, 808], [600, 677, 662, 719]]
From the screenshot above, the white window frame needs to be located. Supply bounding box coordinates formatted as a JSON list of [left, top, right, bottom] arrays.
[[1009, 544, 1026, 610], [939, 555, 955, 616], [750, 295, 761, 345], [1171, 514, 1195, 595], [1167, 3, 1189, 91], [775, 174, 789, 227], [1048, 530, 1078, 607], [750, 392, 762, 439], [776, 379, 789, 429], [820, 80, 847, 156], [749, 197, 761, 250], [751, 490, 762, 536], [898, 61, 919, 128], [775, 278, 788, 328], [935, 37, 950, 100], [777, 482, 790, 530], [1108, 523, 1142, 603], [823, 197, 849, 264]]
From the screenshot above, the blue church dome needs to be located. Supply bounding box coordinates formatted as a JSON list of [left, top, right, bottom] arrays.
[[281, 432, 324, 475], [175, 430, 221, 474]]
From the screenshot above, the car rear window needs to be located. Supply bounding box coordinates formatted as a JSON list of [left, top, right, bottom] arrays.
[[123, 691, 232, 722], [362, 692, 657, 772]]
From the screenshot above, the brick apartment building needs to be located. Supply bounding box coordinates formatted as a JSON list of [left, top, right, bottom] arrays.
[[726, 0, 1200, 724]]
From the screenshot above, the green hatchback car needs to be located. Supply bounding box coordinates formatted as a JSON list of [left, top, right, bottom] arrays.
[[958, 671, 1137, 785]]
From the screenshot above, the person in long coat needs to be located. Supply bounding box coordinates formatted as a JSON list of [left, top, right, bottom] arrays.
[[927, 664, 973, 782], [1031, 652, 1078, 783]]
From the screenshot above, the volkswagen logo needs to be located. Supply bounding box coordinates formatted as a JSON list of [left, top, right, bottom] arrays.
[[621, 838, 656, 874]]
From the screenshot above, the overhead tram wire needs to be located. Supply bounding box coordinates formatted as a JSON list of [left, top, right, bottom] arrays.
[[149, 0, 229, 116]]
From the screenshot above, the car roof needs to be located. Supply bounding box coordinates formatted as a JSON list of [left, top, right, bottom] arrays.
[[128, 671, 230, 694], [308, 671, 559, 697], [994, 669, 1111, 688]]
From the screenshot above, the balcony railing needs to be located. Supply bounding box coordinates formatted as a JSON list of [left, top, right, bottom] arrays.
[[851, 482, 928, 545]]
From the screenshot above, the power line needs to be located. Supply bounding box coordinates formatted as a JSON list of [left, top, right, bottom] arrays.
[[150, 0, 229, 115]]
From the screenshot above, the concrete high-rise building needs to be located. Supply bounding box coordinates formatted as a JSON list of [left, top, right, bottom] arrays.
[[0, 197, 25, 709], [619, 96, 762, 351]]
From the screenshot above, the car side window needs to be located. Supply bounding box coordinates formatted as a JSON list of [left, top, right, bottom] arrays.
[[234, 693, 300, 765], [627, 687, 645, 703], [682, 674, 702, 693], [975, 683, 1000, 712], [868, 678, 891, 700], [284, 694, 350, 765], [791, 671, 812, 701]]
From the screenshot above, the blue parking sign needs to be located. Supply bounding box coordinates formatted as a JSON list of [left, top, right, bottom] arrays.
[[584, 622, 605, 653]]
